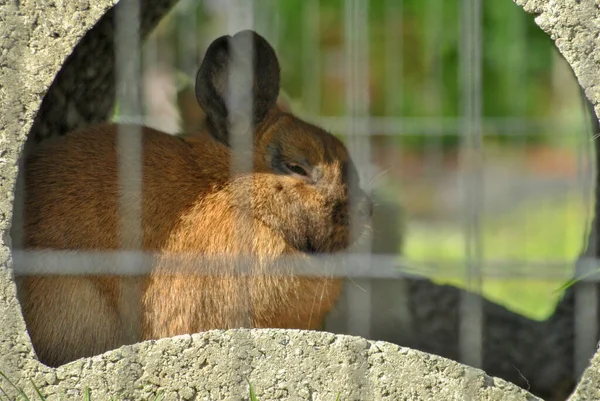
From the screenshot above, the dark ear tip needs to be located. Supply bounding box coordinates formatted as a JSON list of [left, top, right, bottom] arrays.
[[195, 33, 233, 85], [195, 29, 281, 143], [205, 34, 233, 55]]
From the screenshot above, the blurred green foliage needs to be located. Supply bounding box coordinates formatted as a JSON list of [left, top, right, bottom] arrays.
[[272, 0, 562, 150], [155, 0, 579, 151], [404, 193, 591, 320]]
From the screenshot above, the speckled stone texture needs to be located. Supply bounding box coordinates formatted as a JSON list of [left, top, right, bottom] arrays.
[[510, 1, 600, 400], [0, 0, 118, 390], [513, 0, 600, 115], [0, 0, 596, 399], [23, 329, 548, 401], [3, 327, 544, 401]]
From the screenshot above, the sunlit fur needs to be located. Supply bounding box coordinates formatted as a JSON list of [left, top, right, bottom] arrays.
[[16, 31, 371, 368], [18, 109, 369, 367]]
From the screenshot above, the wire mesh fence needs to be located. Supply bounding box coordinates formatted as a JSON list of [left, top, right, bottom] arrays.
[[9, 0, 598, 397]]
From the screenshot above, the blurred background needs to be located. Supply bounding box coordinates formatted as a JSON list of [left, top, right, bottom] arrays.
[[120, 0, 595, 323]]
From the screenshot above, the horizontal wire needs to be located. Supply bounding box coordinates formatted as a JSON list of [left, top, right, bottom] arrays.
[[9, 249, 591, 280]]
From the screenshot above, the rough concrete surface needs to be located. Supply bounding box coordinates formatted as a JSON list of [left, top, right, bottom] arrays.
[[513, 0, 600, 116], [569, 348, 600, 401], [0, 0, 120, 390], [9, 329, 544, 401], [510, 2, 600, 400], [0, 0, 596, 399]]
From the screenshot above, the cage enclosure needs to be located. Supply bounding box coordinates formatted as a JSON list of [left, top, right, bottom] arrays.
[[1, 1, 600, 400]]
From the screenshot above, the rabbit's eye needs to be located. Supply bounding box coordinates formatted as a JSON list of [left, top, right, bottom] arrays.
[[285, 163, 309, 177]]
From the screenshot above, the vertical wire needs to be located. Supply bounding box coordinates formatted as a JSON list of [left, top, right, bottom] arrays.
[[512, 12, 529, 280], [423, 0, 444, 176], [458, 0, 484, 370], [226, 0, 255, 328], [574, 91, 599, 377], [114, 0, 143, 351], [227, 0, 254, 33], [381, 0, 413, 342], [343, 7, 374, 399], [303, 0, 321, 117], [384, 0, 403, 166], [344, 0, 372, 340]]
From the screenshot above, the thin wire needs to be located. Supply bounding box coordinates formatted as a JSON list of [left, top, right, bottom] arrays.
[[459, 0, 484, 370], [344, 0, 373, 341], [226, 0, 255, 329], [10, 250, 590, 280], [574, 89, 599, 378], [114, 0, 143, 366], [384, 0, 402, 119], [423, 0, 444, 175], [312, 116, 577, 137], [382, 0, 403, 172], [341, 4, 374, 388], [380, 0, 413, 349], [222, 1, 258, 391], [226, 0, 254, 33]]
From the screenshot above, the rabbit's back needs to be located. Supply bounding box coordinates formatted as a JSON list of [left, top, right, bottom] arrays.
[[17, 123, 234, 367], [16, 30, 366, 368], [21, 123, 226, 250]]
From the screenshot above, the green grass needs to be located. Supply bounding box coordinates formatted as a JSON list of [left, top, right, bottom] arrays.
[[0, 370, 29, 401], [0, 371, 164, 401], [404, 193, 592, 320], [1, 372, 336, 401], [247, 379, 258, 401]]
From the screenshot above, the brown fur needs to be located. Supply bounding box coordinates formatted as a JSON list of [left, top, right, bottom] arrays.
[[15, 30, 371, 367]]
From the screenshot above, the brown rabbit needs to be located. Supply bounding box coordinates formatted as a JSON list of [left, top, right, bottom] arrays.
[[14, 30, 372, 368]]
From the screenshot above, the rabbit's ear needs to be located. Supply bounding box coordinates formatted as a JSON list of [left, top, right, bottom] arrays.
[[195, 30, 281, 146]]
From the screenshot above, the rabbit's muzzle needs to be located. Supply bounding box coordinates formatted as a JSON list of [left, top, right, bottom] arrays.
[[332, 195, 373, 227]]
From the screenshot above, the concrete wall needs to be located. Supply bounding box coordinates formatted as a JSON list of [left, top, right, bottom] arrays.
[[513, 1, 600, 400], [0, 0, 597, 399]]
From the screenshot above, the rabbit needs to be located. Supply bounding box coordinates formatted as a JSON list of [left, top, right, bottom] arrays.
[[14, 30, 373, 368]]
